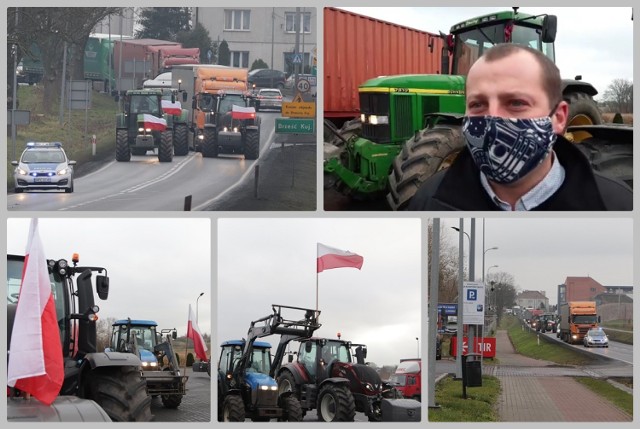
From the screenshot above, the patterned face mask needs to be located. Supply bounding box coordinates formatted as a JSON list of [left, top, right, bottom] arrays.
[[463, 114, 558, 184]]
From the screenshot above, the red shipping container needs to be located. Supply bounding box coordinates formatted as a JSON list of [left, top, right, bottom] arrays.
[[324, 7, 445, 120]]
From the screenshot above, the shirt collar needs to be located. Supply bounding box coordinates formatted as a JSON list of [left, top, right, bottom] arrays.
[[480, 152, 566, 211]]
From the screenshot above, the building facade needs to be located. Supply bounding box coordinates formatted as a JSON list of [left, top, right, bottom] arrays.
[[515, 290, 549, 311], [195, 7, 317, 75]]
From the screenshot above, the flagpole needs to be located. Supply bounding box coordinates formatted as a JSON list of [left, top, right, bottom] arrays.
[[184, 308, 188, 376], [316, 243, 319, 322]]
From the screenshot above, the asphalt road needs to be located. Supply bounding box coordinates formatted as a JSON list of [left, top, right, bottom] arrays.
[[152, 368, 210, 422]]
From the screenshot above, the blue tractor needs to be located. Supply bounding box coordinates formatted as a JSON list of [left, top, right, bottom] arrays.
[[107, 319, 187, 409], [217, 304, 320, 422]]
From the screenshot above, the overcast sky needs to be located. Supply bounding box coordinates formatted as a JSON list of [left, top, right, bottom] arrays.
[[217, 218, 421, 367], [338, 7, 633, 101], [436, 218, 633, 305], [6, 218, 211, 337]]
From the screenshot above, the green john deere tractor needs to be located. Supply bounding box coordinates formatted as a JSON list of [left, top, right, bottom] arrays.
[[115, 89, 174, 162], [324, 8, 632, 210]]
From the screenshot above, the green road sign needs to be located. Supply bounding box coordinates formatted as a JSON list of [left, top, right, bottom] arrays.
[[275, 118, 315, 134]]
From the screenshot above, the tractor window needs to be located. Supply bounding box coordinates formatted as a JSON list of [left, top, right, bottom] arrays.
[[323, 341, 352, 363], [218, 345, 242, 373], [248, 347, 271, 375], [453, 25, 503, 75], [298, 342, 317, 378], [131, 96, 159, 115], [512, 24, 555, 62], [199, 94, 215, 112], [218, 95, 246, 114]]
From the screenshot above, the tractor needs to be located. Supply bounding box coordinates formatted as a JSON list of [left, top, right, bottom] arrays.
[[106, 319, 187, 408], [115, 89, 175, 162], [217, 304, 319, 422], [324, 8, 631, 210], [197, 89, 261, 160], [6, 254, 152, 422], [272, 336, 409, 422]]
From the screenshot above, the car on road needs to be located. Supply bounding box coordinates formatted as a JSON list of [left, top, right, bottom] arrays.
[[583, 328, 609, 348], [247, 68, 286, 89], [12, 142, 76, 193], [284, 73, 317, 90], [254, 88, 283, 111]]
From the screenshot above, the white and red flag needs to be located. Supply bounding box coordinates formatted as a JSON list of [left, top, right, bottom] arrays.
[[187, 304, 208, 361], [231, 105, 256, 120], [140, 113, 167, 131], [7, 219, 64, 405], [161, 99, 182, 116], [317, 243, 364, 273]]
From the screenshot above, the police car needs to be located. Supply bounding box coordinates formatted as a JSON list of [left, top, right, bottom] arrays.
[[12, 142, 76, 193]]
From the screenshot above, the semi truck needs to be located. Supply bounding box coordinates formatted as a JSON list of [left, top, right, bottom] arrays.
[[558, 301, 600, 344]]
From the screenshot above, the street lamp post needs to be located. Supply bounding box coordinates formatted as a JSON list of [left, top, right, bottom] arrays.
[[416, 337, 419, 359], [451, 227, 471, 280], [196, 292, 204, 324]]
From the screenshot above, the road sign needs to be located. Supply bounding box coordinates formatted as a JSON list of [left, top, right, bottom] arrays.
[[463, 281, 485, 325], [7, 110, 31, 126], [296, 78, 311, 93], [282, 101, 316, 118], [292, 53, 302, 64], [275, 118, 315, 134], [450, 337, 496, 358], [437, 303, 458, 316]]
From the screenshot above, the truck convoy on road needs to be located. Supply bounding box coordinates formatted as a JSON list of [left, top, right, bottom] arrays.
[[324, 7, 632, 210], [558, 301, 600, 344]]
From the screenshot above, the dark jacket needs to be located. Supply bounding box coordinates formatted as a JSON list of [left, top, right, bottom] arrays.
[[409, 136, 632, 211]]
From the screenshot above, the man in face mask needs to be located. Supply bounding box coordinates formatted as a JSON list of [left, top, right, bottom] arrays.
[[409, 43, 632, 211]]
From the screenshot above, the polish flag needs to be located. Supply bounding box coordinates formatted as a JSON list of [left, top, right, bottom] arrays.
[[8, 219, 64, 405], [161, 99, 182, 116], [187, 305, 208, 361], [317, 243, 364, 273], [140, 114, 167, 131], [231, 105, 256, 120]]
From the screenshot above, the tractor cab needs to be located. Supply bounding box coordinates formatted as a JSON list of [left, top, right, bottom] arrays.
[[109, 320, 160, 369]]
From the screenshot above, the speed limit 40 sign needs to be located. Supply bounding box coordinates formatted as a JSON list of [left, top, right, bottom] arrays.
[[296, 78, 311, 93]]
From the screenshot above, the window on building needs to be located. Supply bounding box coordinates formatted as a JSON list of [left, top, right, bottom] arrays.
[[231, 51, 249, 68], [225, 9, 251, 31], [285, 12, 311, 34]]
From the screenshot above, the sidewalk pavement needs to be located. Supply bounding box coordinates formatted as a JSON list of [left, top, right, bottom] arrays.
[[493, 330, 632, 422]]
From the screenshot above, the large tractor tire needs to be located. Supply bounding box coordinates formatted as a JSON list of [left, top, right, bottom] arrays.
[[317, 384, 356, 422], [161, 394, 182, 409], [244, 130, 260, 160], [564, 91, 603, 142], [279, 395, 303, 422], [158, 130, 174, 162], [325, 117, 361, 147], [575, 136, 633, 188], [202, 128, 218, 158], [386, 124, 464, 210], [221, 395, 245, 422], [277, 371, 298, 396], [83, 366, 153, 422], [115, 129, 131, 162], [173, 124, 189, 156]]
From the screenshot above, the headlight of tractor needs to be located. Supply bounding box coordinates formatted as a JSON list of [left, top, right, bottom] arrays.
[[369, 115, 389, 125], [363, 382, 374, 392], [360, 113, 366, 123], [138, 127, 144, 133]]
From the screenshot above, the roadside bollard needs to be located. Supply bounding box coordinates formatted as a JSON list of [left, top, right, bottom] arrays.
[[184, 195, 192, 211], [254, 165, 260, 198], [537, 334, 540, 346], [91, 134, 96, 156]]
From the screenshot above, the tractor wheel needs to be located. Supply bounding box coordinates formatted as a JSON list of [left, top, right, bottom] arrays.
[[279, 395, 303, 422], [564, 91, 603, 142], [83, 366, 153, 422], [131, 148, 147, 156], [244, 130, 260, 160], [158, 130, 174, 162], [325, 117, 362, 148], [115, 129, 131, 162], [386, 124, 464, 210], [317, 384, 356, 422], [221, 395, 245, 422], [173, 124, 189, 156], [574, 136, 633, 188], [202, 127, 218, 158], [161, 394, 182, 409], [277, 371, 298, 396]]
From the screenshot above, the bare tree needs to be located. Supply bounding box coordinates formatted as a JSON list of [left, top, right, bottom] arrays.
[[603, 78, 633, 114], [485, 271, 517, 324], [96, 316, 117, 352]]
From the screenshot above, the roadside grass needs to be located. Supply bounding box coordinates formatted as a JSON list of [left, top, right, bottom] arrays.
[[428, 375, 500, 422], [604, 330, 633, 345], [574, 377, 633, 417], [502, 315, 596, 365], [602, 319, 633, 331], [7, 85, 117, 188]]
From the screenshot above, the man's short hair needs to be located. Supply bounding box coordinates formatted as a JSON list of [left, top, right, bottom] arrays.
[[476, 43, 562, 109]]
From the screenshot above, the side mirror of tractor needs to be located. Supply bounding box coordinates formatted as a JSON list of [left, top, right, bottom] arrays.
[[96, 275, 109, 300], [172, 330, 178, 340], [541, 15, 557, 43], [305, 341, 313, 354]]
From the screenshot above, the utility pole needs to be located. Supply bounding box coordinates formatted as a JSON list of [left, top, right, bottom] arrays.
[[11, 8, 19, 160], [270, 8, 275, 69], [294, 8, 301, 84], [428, 219, 440, 408]]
